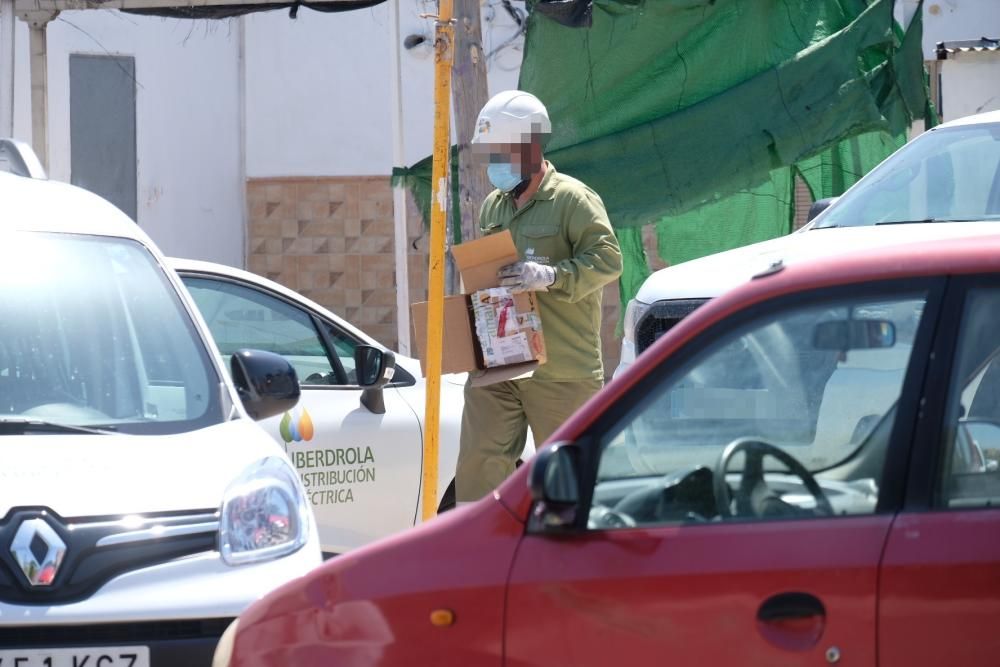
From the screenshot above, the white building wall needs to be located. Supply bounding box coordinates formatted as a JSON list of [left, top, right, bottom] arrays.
[[244, 0, 523, 178], [896, 0, 999, 59], [939, 52, 1000, 121], [12, 12, 245, 267], [921, 0, 999, 59]]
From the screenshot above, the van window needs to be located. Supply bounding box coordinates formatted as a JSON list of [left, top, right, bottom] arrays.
[[0, 233, 222, 434], [815, 123, 1000, 227]]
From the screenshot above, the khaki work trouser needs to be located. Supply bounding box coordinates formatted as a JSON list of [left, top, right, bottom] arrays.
[[456, 377, 603, 502]]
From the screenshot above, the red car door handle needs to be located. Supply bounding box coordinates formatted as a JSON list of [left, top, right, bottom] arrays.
[[756, 592, 827, 651], [757, 592, 825, 621]]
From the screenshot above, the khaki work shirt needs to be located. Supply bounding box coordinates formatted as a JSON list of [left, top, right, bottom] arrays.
[[479, 162, 623, 381]]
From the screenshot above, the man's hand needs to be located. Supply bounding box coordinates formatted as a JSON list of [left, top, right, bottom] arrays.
[[497, 261, 556, 293]]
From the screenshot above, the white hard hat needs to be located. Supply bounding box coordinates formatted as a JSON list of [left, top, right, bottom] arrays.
[[472, 90, 551, 145]]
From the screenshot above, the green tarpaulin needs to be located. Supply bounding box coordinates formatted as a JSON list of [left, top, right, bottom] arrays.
[[522, 0, 927, 222]]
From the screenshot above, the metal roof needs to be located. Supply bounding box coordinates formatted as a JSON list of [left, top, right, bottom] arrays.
[[936, 37, 999, 60]]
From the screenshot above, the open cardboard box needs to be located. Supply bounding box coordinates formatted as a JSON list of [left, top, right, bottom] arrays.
[[411, 230, 547, 387]]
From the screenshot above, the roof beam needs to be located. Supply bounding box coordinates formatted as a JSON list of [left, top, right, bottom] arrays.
[[15, 0, 360, 16]]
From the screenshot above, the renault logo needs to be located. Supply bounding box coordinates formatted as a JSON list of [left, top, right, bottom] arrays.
[[10, 518, 66, 586]]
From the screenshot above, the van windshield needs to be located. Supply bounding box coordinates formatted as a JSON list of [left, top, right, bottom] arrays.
[[0, 232, 224, 434], [813, 123, 1000, 228]]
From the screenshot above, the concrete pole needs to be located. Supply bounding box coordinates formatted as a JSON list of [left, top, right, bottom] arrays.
[[28, 16, 53, 170], [388, 0, 411, 356], [0, 0, 14, 137]]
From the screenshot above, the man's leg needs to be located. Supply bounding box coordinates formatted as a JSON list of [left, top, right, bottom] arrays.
[[522, 379, 603, 447], [456, 380, 529, 502]]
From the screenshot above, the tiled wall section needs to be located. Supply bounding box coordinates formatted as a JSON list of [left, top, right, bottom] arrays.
[[247, 177, 402, 347], [247, 176, 626, 376]]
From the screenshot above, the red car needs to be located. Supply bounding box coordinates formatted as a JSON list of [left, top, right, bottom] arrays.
[[215, 234, 1000, 667]]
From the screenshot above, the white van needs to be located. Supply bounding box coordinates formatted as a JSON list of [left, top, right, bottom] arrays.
[[617, 110, 1000, 377], [0, 140, 321, 665]]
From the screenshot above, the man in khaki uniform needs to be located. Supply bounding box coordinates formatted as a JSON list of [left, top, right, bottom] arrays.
[[456, 90, 623, 502]]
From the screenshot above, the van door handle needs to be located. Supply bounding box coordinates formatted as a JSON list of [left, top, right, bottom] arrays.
[[757, 592, 825, 621]]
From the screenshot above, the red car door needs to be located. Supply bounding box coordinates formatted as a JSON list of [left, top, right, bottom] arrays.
[[504, 282, 939, 667], [880, 280, 1000, 667]]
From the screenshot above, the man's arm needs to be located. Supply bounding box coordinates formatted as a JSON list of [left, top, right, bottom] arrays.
[[547, 190, 623, 303]]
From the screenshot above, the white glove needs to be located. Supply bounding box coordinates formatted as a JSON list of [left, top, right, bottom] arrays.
[[497, 261, 556, 293]]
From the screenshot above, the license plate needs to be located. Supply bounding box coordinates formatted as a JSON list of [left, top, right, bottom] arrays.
[[0, 647, 150, 667]]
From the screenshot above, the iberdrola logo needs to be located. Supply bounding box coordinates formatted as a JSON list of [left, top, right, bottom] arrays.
[[279, 408, 314, 444]]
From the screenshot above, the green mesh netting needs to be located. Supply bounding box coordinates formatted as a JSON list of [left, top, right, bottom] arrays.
[[616, 224, 652, 315], [654, 167, 795, 267], [391, 147, 463, 246]]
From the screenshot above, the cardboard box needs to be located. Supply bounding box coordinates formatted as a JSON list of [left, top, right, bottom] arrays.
[[411, 230, 547, 386]]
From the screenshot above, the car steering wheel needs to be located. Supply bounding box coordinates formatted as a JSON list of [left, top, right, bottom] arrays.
[[713, 438, 833, 519]]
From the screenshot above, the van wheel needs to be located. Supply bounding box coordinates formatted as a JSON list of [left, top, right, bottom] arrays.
[[437, 479, 456, 514]]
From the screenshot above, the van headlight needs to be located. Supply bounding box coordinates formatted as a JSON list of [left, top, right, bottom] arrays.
[[622, 299, 652, 346], [219, 457, 310, 566], [618, 299, 652, 369]]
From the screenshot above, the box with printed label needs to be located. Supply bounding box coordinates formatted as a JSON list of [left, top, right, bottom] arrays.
[[471, 286, 546, 368], [410, 230, 547, 385]]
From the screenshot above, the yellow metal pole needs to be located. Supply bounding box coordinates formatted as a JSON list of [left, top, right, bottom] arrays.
[[421, 0, 455, 522]]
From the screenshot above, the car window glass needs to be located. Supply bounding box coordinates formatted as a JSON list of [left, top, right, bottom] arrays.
[[938, 288, 1000, 508], [592, 292, 927, 530], [183, 277, 338, 386], [815, 123, 1000, 227], [0, 234, 220, 434]]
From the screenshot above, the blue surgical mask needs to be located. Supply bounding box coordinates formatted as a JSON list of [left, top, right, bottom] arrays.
[[487, 162, 525, 193]]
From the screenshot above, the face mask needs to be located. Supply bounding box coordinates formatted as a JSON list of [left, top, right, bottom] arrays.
[[487, 162, 525, 193]]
